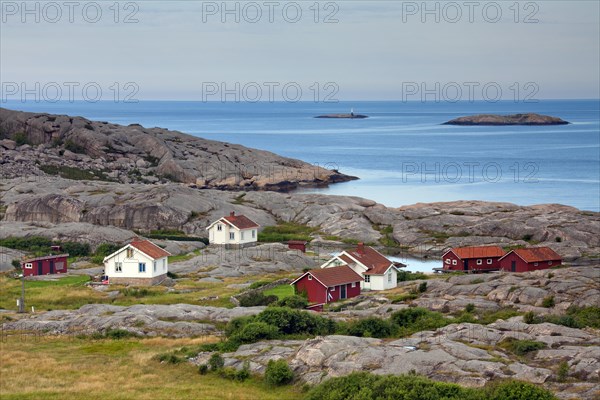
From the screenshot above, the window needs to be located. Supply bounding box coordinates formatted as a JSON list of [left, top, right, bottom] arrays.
[[445, 259, 450, 264], [476, 259, 482, 265], [163, 259, 166, 270], [252, 230, 256, 238], [331, 286, 335, 291], [139, 262, 146, 273], [548, 261, 552, 265], [365, 275, 370, 283], [351, 282, 356, 288], [308, 275, 312, 280], [25, 263, 32, 269], [126, 248, 134, 258], [487, 259, 493, 265], [217, 224, 222, 231], [241, 231, 245, 240], [56, 262, 64, 270], [153, 261, 157, 272], [229, 232, 235, 240], [115, 262, 122, 273], [388, 273, 392, 282], [534, 262, 539, 267], [452, 260, 457, 265]]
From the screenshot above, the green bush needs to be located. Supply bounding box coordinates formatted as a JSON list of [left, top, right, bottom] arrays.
[[208, 353, 224, 371], [276, 295, 308, 309], [104, 329, 138, 339], [198, 364, 208, 375], [64, 139, 87, 154], [61, 241, 91, 257], [256, 307, 336, 336], [396, 270, 428, 282], [556, 361, 569, 382], [229, 322, 279, 344], [541, 296, 555, 308], [501, 339, 546, 356], [523, 311, 538, 324], [485, 380, 557, 400], [14, 132, 30, 146], [418, 282, 428, 293], [238, 292, 278, 307], [248, 280, 271, 290], [264, 359, 293, 386], [344, 317, 395, 338], [465, 303, 476, 313], [94, 243, 121, 257]]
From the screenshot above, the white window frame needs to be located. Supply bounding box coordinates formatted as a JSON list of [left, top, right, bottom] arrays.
[[308, 275, 313, 280], [487, 259, 492, 265], [476, 259, 482, 265], [126, 248, 134, 258], [139, 262, 146, 273], [534, 262, 539, 267], [331, 286, 335, 291], [241, 231, 245, 240], [252, 230, 256, 238], [364, 275, 370, 283], [55, 262, 64, 270], [115, 262, 122, 273], [217, 224, 222, 231], [153, 261, 157, 272], [388, 273, 392, 282], [548, 261, 552, 265], [445, 259, 450, 264], [452, 260, 457, 265], [25, 263, 32, 269], [229, 232, 235, 240], [351, 282, 356, 288]]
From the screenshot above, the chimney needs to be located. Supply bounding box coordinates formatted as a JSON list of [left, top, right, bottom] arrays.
[[230, 211, 235, 217], [357, 242, 364, 253]]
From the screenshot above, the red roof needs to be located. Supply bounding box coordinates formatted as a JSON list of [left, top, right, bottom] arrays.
[[509, 247, 562, 263], [345, 244, 394, 275], [295, 265, 363, 287], [23, 254, 69, 263], [223, 213, 259, 230], [130, 240, 171, 259], [446, 246, 505, 259]]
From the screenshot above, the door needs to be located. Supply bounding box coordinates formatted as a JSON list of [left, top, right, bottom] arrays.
[[464, 260, 469, 271], [49, 260, 54, 274], [511, 261, 516, 272], [340, 284, 347, 299], [38, 261, 43, 275]]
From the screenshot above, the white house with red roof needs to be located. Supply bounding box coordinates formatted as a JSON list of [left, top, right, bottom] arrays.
[[320, 243, 401, 291], [206, 211, 259, 248], [103, 239, 171, 286]]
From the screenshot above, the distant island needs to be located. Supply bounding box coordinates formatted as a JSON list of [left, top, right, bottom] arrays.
[[315, 113, 369, 119], [443, 113, 570, 126]]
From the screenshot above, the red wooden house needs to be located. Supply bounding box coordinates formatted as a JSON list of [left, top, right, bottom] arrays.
[[290, 265, 363, 311], [442, 246, 505, 272], [21, 254, 69, 277], [499, 247, 562, 273], [287, 240, 307, 253]]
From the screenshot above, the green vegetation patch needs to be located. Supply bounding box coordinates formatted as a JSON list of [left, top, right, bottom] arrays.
[[39, 164, 114, 182], [258, 222, 318, 243]]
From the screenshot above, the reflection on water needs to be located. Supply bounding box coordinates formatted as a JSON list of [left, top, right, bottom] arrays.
[[389, 256, 440, 274]]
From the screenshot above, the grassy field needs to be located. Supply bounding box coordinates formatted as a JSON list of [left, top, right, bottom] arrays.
[[0, 335, 303, 400], [0, 271, 293, 312], [263, 284, 295, 300]]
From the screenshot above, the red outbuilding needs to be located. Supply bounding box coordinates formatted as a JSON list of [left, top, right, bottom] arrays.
[[287, 240, 307, 253], [499, 247, 562, 273], [291, 265, 363, 311], [442, 246, 505, 272], [21, 254, 69, 277]]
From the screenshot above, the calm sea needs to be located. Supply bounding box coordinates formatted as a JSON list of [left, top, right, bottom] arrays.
[[4, 100, 599, 211]]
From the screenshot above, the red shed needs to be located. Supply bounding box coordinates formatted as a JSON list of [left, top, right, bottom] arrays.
[[499, 247, 562, 273], [291, 265, 363, 311], [442, 246, 505, 272], [287, 240, 307, 253], [21, 254, 69, 277]]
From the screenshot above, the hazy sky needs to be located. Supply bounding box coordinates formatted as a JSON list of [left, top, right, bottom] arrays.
[[1, 1, 599, 100]]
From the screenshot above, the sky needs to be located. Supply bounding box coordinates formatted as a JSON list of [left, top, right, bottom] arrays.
[[1, 1, 599, 101]]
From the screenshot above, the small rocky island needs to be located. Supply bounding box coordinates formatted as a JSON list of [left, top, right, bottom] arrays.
[[315, 113, 368, 119], [443, 113, 569, 126]]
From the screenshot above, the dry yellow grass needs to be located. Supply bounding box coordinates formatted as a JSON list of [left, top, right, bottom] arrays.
[[0, 335, 303, 400]]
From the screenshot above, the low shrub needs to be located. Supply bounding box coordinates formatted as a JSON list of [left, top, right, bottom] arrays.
[[256, 307, 336, 336], [276, 295, 308, 309], [198, 364, 208, 375], [501, 339, 546, 356], [238, 292, 278, 307], [541, 295, 555, 308], [465, 303, 476, 313], [343, 317, 395, 338], [484, 380, 557, 400], [396, 270, 428, 282], [208, 353, 224, 371], [556, 361, 569, 382], [264, 359, 293, 386], [229, 322, 279, 344], [104, 329, 138, 339], [418, 282, 428, 293]]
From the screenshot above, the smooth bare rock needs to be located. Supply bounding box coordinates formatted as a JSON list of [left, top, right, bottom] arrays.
[[1, 303, 265, 337], [0, 107, 355, 188]]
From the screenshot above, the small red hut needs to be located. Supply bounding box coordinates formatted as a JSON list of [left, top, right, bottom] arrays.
[[291, 265, 363, 311], [287, 240, 307, 253], [499, 247, 562, 273], [21, 254, 69, 277]]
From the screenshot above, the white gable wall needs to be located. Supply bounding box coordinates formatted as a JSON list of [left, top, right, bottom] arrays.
[[104, 246, 168, 279]]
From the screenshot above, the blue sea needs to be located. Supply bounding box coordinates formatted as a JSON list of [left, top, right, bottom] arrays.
[[3, 100, 599, 211]]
